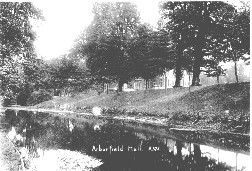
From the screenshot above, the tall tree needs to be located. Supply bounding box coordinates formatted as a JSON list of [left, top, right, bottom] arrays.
[[128, 24, 172, 86], [224, 2, 250, 83], [160, 2, 195, 87], [0, 2, 43, 101], [83, 2, 140, 92], [206, 1, 250, 83], [160, 1, 236, 86]]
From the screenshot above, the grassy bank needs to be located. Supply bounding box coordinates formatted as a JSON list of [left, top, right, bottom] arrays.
[[34, 82, 250, 134]]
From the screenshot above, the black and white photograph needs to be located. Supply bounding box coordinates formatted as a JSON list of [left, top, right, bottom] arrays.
[[0, 1, 250, 170]]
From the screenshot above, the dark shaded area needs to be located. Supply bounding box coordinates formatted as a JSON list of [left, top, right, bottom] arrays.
[[178, 82, 250, 112]]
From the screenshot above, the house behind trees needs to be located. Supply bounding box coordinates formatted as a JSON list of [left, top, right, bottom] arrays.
[[104, 60, 250, 92]]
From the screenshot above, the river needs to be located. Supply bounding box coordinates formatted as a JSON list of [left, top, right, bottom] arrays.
[[0, 109, 250, 171]]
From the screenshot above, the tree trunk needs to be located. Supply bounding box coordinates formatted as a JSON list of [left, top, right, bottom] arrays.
[[188, 71, 191, 95], [194, 144, 202, 171], [103, 83, 105, 93], [174, 36, 184, 87], [118, 78, 124, 92], [192, 2, 208, 86], [176, 140, 183, 171], [176, 140, 182, 158], [165, 75, 167, 94], [191, 57, 201, 86], [217, 75, 219, 84], [174, 61, 182, 87], [145, 79, 148, 90], [192, 31, 204, 86], [106, 83, 109, 94], [234, 60, 239, 83], [1, 53, 5, 94]]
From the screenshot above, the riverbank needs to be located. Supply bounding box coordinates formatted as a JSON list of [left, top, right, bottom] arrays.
[[10, 82, 252, 134], [3, 106, 250, 137], [1, 108, 250, 171], [0, 113, 103, 171], [0, 130, 20, 171]]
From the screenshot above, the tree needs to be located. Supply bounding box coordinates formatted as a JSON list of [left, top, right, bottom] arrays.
[[0, 2, 43, 102], [47, 56, 91, 96], [160, 2, 196, 87], [16, 59, 52, 105], [128, 24, 172, 88], [160, 1, 236, 86], [206, 1, 250, 84], [223, 2, 250, 83], [204, 65, 226, 84], [83, 2, 140, 92], [148, 30, 174, 78]]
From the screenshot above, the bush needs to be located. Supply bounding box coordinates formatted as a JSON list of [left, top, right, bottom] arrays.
[[2, 97, 12, 107], [27, 89, 53, 106]]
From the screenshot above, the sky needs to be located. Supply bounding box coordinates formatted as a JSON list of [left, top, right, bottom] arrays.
[[33, 1, 161, 60]]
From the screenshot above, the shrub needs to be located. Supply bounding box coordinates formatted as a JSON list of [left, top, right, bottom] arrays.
[[27, 89, 53, 106], [2, 97, 12, 107]]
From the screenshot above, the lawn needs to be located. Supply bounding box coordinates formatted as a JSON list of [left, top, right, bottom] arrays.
[[34, 82, 250, 133]]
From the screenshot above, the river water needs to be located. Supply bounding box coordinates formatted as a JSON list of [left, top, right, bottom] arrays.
[[0, 109, 250, 171]]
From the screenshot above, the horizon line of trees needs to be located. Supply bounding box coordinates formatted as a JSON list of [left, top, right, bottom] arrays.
[[0, 1, 250, 106], [71, 1, 250, 92]]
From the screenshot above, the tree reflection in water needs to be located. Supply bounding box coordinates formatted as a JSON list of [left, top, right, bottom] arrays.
[[1, 109, 249, 171]]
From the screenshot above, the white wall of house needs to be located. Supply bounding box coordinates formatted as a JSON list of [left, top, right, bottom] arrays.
[[154, 70, 192, 89], [129, 69, 193, 91]]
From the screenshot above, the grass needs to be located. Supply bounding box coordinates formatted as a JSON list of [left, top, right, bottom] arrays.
[[34, 82, 250, 134], [35, 85, 204, 115]]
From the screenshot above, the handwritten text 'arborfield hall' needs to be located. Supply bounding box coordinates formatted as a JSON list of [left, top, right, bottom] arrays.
[[92, 145, 160, 154]]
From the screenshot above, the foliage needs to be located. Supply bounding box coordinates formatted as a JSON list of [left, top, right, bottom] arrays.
[[80, 2, 175, 91], [0, 60, 24, 101], [0, 2, 44, 103], [1, 57, 51, 106], [47, 56, 91, 95], [0, 2, 43, 60], [128, 24, 173, 81], [219, 2, 250, 83], [27, 89, 53, 106], [204, 65, 226, 83], [160, 1, 242, 86], [15, 59, 51, 105], [82, 2, 142, 92], [224, 63, 250, 83], [227, 2, 250, 56], [159, 2, 196, 86]]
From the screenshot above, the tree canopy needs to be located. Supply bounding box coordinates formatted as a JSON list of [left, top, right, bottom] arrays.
[[0, 2, 43, 61], [159, 1, 249, 86], [0, 2, 44, 104], [82, 2, 141, 92], [47, 55, 91, 94], [1, 1, 250, 106], [81, 2, 174, 92]]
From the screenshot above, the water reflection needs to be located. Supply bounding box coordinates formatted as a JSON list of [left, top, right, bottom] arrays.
[[0, 109, 250, 171]]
